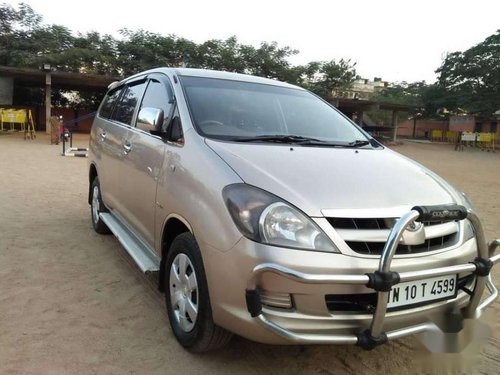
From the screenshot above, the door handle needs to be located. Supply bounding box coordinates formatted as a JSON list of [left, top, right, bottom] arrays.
[[123, 141, 132, 154], [100, 131, 107, 140]]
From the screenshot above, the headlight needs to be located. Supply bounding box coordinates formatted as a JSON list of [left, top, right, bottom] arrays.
[[223, 184, 339, 253]]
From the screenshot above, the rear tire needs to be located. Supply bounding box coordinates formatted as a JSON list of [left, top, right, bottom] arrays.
[[165, 232, 232, 352], [90, 177, 111, 235]]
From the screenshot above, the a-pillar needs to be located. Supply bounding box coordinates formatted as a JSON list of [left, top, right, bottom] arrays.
[[392, 110, 399, 141], [45, 72, 51, 134]]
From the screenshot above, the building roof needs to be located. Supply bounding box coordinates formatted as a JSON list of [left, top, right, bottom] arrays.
[[0, 66, 120, 91]]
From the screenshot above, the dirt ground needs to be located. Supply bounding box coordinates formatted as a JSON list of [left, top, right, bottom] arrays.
[[0, 133, 499, 375]]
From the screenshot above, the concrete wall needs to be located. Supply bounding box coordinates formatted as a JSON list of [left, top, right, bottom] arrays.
[[38, 107, 95, 132], [449, 116, 499, 134], [397, 119, 448, 138], [0, 77, 14, 105], [449, 116, 475, 132], [397, 117, 499, 144]]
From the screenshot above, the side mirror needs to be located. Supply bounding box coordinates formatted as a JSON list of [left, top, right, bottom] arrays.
[[137, 107, 164, 133]]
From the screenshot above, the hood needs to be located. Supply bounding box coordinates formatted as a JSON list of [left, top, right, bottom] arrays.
[[206, 140, 458, 217]]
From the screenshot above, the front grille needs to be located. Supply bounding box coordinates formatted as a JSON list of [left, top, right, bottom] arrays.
[[327, 217, 460, 255], [345, 234, 457, 255], [328, 217, 446, 230], [328, 217, 390, 230]]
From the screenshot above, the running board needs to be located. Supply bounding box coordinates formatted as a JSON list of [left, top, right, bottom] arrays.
[[99, 212, 160, 273]]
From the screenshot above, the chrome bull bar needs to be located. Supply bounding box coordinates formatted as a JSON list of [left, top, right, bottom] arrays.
[[245, 205, 500, 350]]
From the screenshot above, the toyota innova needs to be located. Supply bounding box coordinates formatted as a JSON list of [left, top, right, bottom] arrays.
[[88, 68, 499, 352]]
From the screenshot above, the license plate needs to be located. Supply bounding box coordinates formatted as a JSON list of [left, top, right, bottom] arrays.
[[387, 274, 458, 309]]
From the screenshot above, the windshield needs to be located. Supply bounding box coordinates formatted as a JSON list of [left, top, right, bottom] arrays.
[[180, 76, 371, 146]]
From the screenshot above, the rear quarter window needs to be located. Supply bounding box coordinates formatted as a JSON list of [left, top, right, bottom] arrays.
[[99, 88, 122, 119], [112, 82, 146, 125]]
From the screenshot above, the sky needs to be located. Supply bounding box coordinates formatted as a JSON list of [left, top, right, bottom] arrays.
[[5, 0, 500, 83]]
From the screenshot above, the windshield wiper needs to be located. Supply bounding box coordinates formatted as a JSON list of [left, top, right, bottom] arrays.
[[230, 135, 325, 144], [229, 135, 372, 148], [346, 140, 371, 147], [229, 135, 350, 147]]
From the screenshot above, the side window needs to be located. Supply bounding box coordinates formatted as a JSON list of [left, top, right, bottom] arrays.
[[138, 79, 173, 131], [99, 87, 122, 119], [112, 81, 146, 125]]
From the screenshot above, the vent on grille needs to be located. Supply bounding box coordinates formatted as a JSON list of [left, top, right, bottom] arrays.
[[328, 218, 446, 230], [328, 217, 390, 230], [327, 217, 460, 255], [260, 290, 293, 309], [345, 234, 457, 255]]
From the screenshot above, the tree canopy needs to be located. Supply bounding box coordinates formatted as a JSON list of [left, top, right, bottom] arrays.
[[0, 2, 357, 108], [373, 30, 500, 119], [436, 30, 500, 116], [2, 3, 498, 118]]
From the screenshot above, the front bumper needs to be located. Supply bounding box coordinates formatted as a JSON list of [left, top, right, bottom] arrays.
[[241, 207, 499, 349]]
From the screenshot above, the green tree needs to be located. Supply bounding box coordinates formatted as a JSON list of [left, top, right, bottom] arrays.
[[303, 59, 357, 99], [372, 81, 422, 106], [247, 41, 301, 82], [0, 2, 359, 108], [196, 36, 247, 72], [0, 2, 43, 67], [372, 81, 456, 120], [436, 30, 500, 116]]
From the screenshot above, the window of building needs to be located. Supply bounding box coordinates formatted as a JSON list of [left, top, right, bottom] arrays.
[[490, 122, 497, 133]]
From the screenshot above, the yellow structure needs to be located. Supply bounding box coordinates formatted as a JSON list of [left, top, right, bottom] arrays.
[[0, 108, 36, 139], [478, 132, 495, 152], [445, 130, 459, 143], [455, 132, 496, 152], [431, 129, 443, 141]]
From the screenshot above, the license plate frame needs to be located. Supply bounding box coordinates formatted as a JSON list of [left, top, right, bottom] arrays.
[[386, 274, 458, 311]]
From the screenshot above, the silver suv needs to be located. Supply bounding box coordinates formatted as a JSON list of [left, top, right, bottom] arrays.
[[88, 68, 499, 352]]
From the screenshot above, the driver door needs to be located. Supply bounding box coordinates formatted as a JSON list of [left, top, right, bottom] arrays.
[[120, 74, 175, 249]]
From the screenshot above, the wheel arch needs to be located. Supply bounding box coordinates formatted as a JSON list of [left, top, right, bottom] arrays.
[[158, 214, 193, 292], [88, 163, 98, 205]]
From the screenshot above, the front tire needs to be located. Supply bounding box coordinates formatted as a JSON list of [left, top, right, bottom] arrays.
[[165, 233, 232, 352], [90, 177, 110, 234]]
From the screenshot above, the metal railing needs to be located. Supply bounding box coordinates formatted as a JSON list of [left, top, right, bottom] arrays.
[[245, 205, 499, 349]]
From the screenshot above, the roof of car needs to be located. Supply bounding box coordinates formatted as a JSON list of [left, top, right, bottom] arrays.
[[122, 67, 304, 90]]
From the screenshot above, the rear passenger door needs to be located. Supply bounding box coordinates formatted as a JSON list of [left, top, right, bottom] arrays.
[[120, 74, 174, 249], [93, 86, 123, 208], [101, 78, 147, 216]]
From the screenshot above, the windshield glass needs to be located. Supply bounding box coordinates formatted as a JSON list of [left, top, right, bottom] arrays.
[[180, 76, 370, 145]]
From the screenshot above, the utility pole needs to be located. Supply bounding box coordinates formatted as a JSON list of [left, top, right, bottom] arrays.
[[43, 63, 52, 134], [412, 116, 417, 138], [392, 110, 399, 142]]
